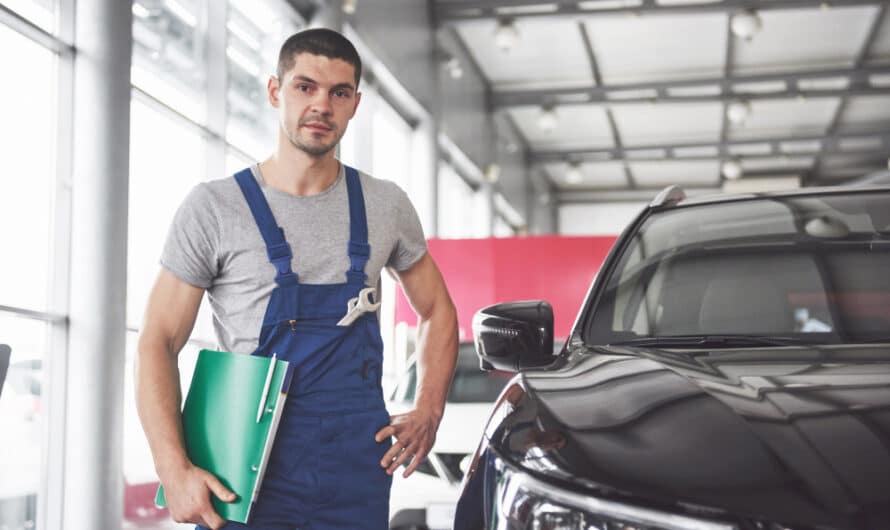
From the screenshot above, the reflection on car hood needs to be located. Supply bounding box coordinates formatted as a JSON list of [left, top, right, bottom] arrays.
[[498, 344, 890, 528]]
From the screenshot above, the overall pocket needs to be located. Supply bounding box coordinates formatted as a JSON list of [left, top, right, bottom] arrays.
[[267, 414, 319, 476]]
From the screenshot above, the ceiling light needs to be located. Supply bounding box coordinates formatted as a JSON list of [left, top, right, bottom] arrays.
[[444, 56, 463, 80], [494, 18, 519, 52], [721, 159, 743, 180], [538, 105, 557, 132], [485, 163, 501, 184], [726, 100, 751, 124], [565, 162, 583, 184], [342, 0, 357, 15], [730, 10, 762, 41]]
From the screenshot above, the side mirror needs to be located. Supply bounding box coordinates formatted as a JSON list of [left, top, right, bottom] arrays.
[[472, 301, 555, 372]]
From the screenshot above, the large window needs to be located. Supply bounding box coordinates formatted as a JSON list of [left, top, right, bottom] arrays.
[[126, 97, 215, 341], [0, 316, 48, 530], [225, 0, 302, 160], [131, 0, 209, 124], [0, 19, 60, 530], [0, 0, 56, 33], [437, 162, 490, 239], [0, 23, 57, 313]]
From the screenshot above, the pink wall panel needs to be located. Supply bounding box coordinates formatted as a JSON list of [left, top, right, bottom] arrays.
[[395, 236, 617, 341]]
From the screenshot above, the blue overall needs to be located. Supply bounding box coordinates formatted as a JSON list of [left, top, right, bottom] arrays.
[[201, 166, 392, 530]]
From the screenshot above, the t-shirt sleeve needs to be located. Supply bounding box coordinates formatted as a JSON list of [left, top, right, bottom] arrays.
[[387, 186, 428, 272], [159, 183, 220, 288]]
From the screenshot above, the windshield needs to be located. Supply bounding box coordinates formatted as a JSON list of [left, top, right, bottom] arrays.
[[583, 190, 890, 346]]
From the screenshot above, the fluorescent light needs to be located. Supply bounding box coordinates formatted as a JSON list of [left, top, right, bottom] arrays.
[[495, 3, 558, 15], [578, 0, 643, 9], [163, 0, 197, 28]]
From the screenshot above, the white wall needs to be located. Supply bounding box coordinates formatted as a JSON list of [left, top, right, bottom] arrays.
[[558, 202, 647, 236]]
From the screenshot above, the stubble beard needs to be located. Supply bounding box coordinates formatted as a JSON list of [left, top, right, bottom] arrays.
[[285, 120, 342, 157]]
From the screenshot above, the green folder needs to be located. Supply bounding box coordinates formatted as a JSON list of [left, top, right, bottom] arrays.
[[155, 349, 294, 524]]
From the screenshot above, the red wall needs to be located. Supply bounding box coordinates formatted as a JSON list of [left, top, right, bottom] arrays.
[[395, 236, 617, 341]]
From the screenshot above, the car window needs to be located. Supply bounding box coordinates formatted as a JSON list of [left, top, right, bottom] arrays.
[[585, 191, 890, 345]]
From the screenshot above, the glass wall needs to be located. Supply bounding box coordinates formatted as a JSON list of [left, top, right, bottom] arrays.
[[0, 13, 61, 530], [131, 0, 209, 124], [437, 161, 491, 239]]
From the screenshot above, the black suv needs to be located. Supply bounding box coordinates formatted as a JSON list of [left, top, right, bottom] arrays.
[[454, 186, 890, 530]]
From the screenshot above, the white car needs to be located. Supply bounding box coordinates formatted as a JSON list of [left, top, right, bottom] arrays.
[[0, 347, 41, 530], [387, 343, 511, 530]]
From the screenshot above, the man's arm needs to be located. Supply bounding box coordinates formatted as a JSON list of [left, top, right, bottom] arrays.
[[135, 269, 234, 530], [375, 253, 459, 477]]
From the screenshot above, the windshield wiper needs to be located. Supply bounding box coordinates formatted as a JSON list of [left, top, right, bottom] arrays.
[[855, 337, 890, 344], [610, 334, 812, 348]]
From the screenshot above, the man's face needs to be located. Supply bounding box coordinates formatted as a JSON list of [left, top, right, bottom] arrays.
[[270, 52, 360, 157]]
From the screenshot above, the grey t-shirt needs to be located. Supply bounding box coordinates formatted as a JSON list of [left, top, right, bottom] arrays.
[[160, 163, 427, 354]]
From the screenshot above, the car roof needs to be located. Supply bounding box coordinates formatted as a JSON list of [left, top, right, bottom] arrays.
[[656, 184, 890, 211]]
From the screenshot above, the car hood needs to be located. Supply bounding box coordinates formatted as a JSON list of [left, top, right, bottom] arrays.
[[497, 344, 890, 528]]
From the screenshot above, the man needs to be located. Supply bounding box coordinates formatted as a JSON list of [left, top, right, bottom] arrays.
[[135, 28, 458, 530]]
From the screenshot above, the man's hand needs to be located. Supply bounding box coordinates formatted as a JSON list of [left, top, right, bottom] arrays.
[[162, 463, 237, 530], [375, 408, 441, 477]]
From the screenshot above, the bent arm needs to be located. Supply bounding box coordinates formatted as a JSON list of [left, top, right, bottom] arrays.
[[135, 268, 204, 480], [394, 253, 459, 420]]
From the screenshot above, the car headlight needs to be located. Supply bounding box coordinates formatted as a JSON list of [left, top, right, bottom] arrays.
[[492, 456, 736, 530]]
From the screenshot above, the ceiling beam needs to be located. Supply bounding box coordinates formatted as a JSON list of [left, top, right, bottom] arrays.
[[436, 0, 884, 22], [532, 129, 890, 163], [809, 5, 887, 184], [492, 64, 890, 108], [577, 21, 637, 189]]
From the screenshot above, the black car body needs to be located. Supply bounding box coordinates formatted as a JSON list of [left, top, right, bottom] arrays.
[[454, 186, 890, 530]]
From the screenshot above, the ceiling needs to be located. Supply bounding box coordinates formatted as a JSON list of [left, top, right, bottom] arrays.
[[434, 0, 890, 200]]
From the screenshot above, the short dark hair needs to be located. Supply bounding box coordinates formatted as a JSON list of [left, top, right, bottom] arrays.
[[276, 28, 362, 88]]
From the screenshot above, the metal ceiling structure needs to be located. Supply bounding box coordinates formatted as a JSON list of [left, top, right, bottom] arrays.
[[434, 0, 890, 202]]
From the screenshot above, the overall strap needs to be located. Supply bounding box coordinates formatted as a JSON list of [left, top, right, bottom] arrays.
[[344, 165, 370, 283], [233, 168, 298, 286]]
